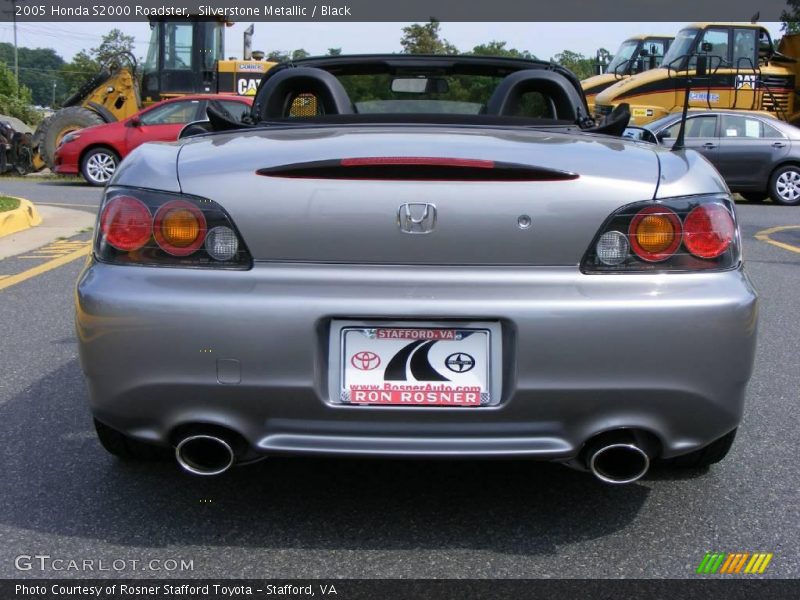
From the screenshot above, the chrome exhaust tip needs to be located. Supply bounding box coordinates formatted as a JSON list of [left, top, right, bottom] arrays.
[[588, 442, 650, 485], [175, 434, 235, 476]]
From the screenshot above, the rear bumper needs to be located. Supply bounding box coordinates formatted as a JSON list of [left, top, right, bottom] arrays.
[[76, 261, 758, 461]]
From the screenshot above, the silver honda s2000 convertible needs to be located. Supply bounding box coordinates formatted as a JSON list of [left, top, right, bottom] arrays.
[[76, 55, 758, 484]]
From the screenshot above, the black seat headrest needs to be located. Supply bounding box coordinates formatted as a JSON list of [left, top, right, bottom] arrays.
[[485, 69, 584, 122], [253, 67, 354, 121]]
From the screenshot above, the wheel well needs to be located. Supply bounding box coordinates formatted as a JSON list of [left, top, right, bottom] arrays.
[[79, 144, 120, 169], [770, 160, 800, 182]]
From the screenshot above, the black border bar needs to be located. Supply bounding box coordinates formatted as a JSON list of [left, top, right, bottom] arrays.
[[3, 579, 799, 600], [0, 0, 791, 22]]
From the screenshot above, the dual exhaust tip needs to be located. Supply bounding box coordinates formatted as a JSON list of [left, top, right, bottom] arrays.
[[175, 434, 235, 476], [174, 428, 653, 484]]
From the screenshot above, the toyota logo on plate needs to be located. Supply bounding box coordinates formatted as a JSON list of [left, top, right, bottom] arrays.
[[351, 351, 381, 371]]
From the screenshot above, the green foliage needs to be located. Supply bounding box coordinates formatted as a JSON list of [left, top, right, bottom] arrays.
[[400, 20, 458, 54], [782, 0, 800, 32], [266, 49, 312, 62], [57, 30, 133, 104], [0, 44, 64, 107], [327, 48, 342, 56], [91, 29, 135, 65], [58, 50, 100, 104], [552, 49, 596, 80], [470, 41, 536, 59], [0, 61, 42, 124]]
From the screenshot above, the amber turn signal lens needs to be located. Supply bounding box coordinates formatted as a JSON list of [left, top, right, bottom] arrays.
[[161, 208, 200, 247], [154, 200, 207, 256], [628, 206, 682, 262]]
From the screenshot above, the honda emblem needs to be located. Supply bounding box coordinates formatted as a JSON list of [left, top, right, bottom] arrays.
[[397, 203, 437, 234]]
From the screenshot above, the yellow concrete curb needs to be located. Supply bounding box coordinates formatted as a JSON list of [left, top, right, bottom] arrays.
[[0, 196, 42, 238]]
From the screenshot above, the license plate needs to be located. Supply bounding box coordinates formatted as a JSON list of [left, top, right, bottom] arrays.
[[340, 326, 491, 406]]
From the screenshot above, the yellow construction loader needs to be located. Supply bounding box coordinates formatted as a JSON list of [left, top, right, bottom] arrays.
[[582, 34, 673, 114], [31, 18, 275, 171], [594, 22, 800, 126]]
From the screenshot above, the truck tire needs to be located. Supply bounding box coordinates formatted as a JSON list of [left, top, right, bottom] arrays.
[[35, 107, 105, 170]]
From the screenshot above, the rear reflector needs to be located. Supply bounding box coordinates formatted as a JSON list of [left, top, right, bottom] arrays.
[[683, 204, 735, 258], [99, 196, 152, 252], [257, 158, 578, 182], [628, 206, 682, 262]]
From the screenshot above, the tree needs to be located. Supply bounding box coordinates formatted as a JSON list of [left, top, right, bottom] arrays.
[[55, 29, 134, 105], [266, 49, 311, 63], [90, 28, 136, 65], [782, 0, 800, 33], [552, 49, 595, 80], [400, 19, 458, 54], [58, 50, 100, 103], [266, 50, 290, 63], [470, 41, 535, 59], [0, 44, 64, 107], [327, 48, 342, 56], [0, 60, 41, 124]]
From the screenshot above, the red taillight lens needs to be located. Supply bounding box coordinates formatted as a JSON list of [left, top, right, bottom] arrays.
[[628, 206, 682, 262], [153, 200, 207, 256], [99, 196, 152, 251], [683, 204, 735, 258]]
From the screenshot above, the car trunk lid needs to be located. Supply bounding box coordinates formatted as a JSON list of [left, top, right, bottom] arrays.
[[177, 126, 659, 266]]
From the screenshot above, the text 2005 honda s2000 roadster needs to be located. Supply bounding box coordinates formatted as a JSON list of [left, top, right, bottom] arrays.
[[76, 55, 757, 484]]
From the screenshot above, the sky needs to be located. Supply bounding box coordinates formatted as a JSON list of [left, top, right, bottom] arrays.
[[0, 21, 786, 62]]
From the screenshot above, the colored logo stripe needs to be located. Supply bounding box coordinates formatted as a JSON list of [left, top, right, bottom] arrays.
[[697, 552, 773, 574]]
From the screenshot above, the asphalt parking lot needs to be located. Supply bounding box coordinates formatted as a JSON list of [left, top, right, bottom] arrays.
[[0, 178, 798, 579]]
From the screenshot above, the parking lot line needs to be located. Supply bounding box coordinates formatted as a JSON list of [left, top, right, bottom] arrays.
[[754, 225, 800, 254], [0, 242, 91, 291]]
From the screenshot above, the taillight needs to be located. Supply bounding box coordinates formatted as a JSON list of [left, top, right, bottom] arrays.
[[582, 195, 740, 273], [95, 187, 251, 269], [99, 196, 152, 251], [628, 206, 682, 262], [154, 200, 207, 256], [682, 204, 735, 259]]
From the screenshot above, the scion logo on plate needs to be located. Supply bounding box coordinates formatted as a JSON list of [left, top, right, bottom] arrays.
[[445, 352, 475, 373], [350, 351, 381, 371]]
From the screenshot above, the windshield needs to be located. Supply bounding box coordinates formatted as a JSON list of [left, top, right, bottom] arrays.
[[662, 28, 699, 68], [607, 40, 640, 73], [335, 73, 554, 118]]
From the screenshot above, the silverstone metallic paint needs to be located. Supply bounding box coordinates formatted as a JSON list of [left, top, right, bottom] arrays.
[[80, 123, 758, 468]]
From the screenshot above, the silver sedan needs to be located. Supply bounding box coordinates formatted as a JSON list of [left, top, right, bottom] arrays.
[[76, 55, 758, 485]]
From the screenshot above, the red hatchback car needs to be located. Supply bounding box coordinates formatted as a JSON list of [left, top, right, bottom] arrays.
[[54, 95, 253, 185]]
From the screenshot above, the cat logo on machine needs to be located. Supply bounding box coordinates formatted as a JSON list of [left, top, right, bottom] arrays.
[[237, 78, 261, 95], [736, 74, 758, 90]]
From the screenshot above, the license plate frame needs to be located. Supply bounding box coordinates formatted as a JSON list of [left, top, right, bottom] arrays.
[[329, 320, 502, 407]]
